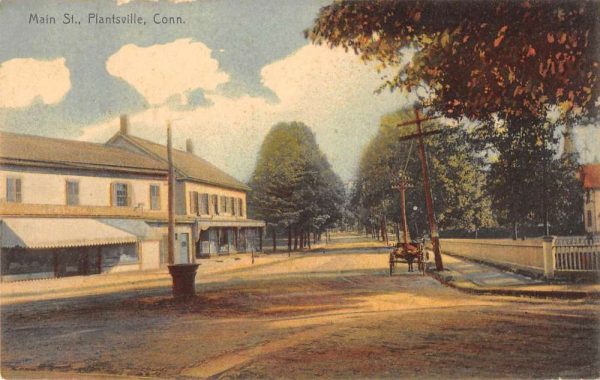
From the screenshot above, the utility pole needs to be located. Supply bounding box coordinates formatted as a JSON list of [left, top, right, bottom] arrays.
[[393, 106, 444, 271], [167, 121, 175, 265], [392, 172, 412, 245]]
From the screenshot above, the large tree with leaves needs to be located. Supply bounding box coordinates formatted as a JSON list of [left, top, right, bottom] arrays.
[[248, 122, 345, 251], [307, 0, 598, 122], [352, 109, 494, 240]]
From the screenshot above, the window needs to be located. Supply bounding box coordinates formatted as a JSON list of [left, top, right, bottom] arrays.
[[150, 184, 161, 210], [66, 180, 79, 206], [6, 177, 21, 203], [212, 194, 219, 215], [588, 210, 593, 228], [586, 189, 591, 204], [189, 191, 199, 214], [230, 197, 236, 215], [238, 198, 244, 217], [220, 195, 228, 213], [111, 183, 131, 207], [199, 193, 209, 215]]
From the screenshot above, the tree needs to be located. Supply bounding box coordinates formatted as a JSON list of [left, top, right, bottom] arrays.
[[307, 1, 598, 122], [308, 1, 593, 237], [248, 122, 345, 251], [352, 109, 494, 240]]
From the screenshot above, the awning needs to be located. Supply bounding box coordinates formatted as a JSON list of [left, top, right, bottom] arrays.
[[0, 218, 138, 249], [197, 219, 266, 231], [98, 218, 158, 240]]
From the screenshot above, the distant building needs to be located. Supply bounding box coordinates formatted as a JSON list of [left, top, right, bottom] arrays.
[[107, 116, 265, 261], [0, 121, 264, 281], [580, 163, 600, 234]]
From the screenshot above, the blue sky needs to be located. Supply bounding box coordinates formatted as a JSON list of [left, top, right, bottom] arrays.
[[0, 0, 598, 181]]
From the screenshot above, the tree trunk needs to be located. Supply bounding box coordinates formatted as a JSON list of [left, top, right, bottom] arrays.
[[272, 226, 277, 252], [294, 227, 298, 250], [307, 229, 312, 249], [512, 221, 518, 240], [300, 230, 304, 249], [287, 225, 292, 251], [395, 222, 401, 244]]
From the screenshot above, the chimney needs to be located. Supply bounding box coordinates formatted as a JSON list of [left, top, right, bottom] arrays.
[[120, 114, 129, 135], [186, 138, 194, 154]]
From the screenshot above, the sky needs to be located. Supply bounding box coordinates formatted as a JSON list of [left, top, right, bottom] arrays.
[[0, 0, 598, 183]]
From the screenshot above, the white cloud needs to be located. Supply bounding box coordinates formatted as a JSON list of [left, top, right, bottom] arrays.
[[0, 58, 71, 108], [83, 44, 413, 180], [106, 38, 229, 105]]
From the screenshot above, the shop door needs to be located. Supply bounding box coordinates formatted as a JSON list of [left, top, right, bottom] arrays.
[[178, 233, 189, 263]]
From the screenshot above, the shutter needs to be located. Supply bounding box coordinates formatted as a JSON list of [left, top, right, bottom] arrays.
[[110, 183, 115, 206], [127, 183, 133, 207], [196, 192, 201, 215], [15, 178, 22, 203]]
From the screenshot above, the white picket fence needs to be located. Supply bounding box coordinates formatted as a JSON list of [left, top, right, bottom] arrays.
[[554, 236, 600, 272]]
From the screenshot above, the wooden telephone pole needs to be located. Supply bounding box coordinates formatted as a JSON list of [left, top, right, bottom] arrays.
[[167, 121, 175, 265], [394, 106, 444, 271], [392, 172, 412, 245]]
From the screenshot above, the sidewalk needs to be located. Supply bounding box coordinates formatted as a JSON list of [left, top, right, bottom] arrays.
[[0, 253, 289, 306], [428, 252, 600, 299]]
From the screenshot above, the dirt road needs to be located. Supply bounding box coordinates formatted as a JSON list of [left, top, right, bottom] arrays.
[[2, 250, 599, 379]]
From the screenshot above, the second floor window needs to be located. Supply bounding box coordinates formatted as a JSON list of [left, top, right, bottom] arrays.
[[112, 183, 131, 207], [230, 197, 236, 215], [200, 193, 209, 215], [238, 198, 244, 217], [190, 191, 199, 214], [212, 194, 219, 215], [6, 177, 21, 203], [220, 195, 228, 213], [66, 180, 79, 206], [588, 210, 594, 228], [150, 184, 161, 210]]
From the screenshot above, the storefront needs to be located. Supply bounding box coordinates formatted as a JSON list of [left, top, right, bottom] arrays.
[[195, 220, 265, 258], [0, 218, 140, 281]]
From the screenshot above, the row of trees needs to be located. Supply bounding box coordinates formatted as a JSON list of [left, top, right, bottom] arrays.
[[308, 0, 596, 239], [248, 122, 345, 251], [353, 109, 583, 241]]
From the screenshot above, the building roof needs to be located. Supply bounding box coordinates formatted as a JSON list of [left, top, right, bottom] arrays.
[[581, 164, 600, 189], [110, 133, 250, 191], [0, 131, 167, 175]]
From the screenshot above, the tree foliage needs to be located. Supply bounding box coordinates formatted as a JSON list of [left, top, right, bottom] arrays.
[[307, 1, 598, 122], [352, 109, 494, 238], [248, 122, 345, 245]]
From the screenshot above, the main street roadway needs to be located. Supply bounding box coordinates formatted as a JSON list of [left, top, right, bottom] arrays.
[[2, 234, 599, 379]]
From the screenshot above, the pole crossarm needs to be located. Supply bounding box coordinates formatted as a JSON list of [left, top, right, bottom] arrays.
[[391, 107, 444, 271]]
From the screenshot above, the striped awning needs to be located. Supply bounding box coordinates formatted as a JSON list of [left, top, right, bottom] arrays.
[[0, 218, 137, 249]]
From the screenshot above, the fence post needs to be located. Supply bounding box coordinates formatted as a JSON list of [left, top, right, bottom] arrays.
[[542, 236, 555, 279]]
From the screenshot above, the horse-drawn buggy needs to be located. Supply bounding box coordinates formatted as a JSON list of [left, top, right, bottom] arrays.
[[389, 240, 426, 276]]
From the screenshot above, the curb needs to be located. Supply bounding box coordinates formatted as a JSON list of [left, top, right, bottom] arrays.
[[426, 268, 600, 300]]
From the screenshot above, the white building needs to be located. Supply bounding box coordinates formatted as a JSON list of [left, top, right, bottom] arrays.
[[581, 163, 600, 235], [0, 124, 264, 281]]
